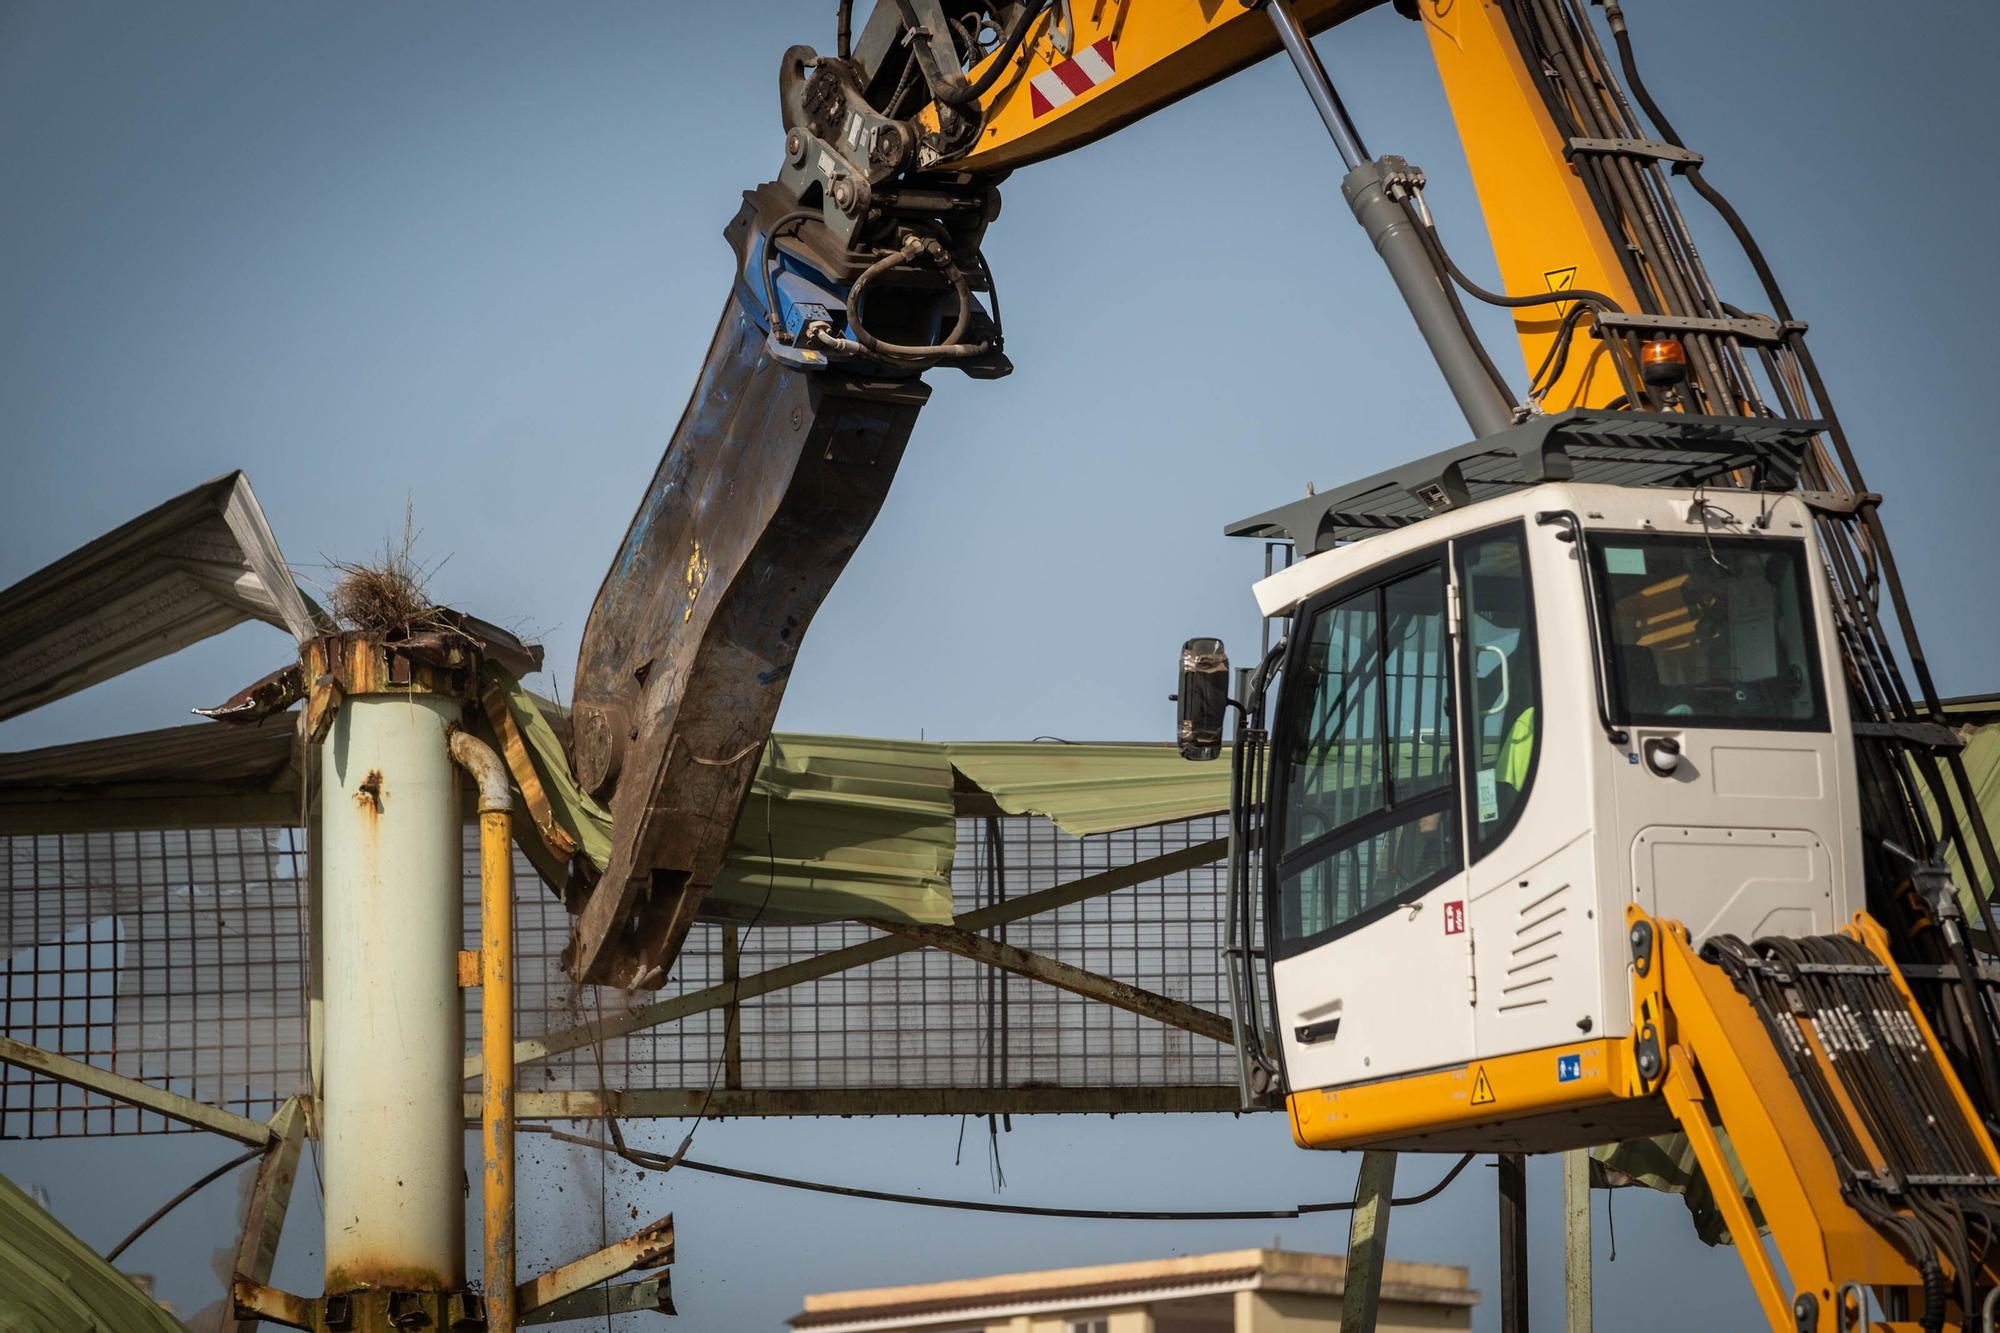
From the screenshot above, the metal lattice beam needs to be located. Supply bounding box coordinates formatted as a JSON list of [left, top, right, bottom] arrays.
[[0, 1035, 273, 1146], [865, 918, 1233, 1044], [469, 835, 1229, 1079]]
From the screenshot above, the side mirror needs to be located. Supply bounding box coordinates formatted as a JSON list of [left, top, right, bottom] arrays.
[[1175, 637, 1230, 760]]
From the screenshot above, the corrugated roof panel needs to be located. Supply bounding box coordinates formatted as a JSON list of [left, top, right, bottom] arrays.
[[1918, 704, 2000, 922], [0, 473, 317, 723], [944, 742, 1231, 837], [707, 735, 957, 925], [0, 720, 1237, 922], [0, 719, 298, 790], [0, 720, 303, 834], [0, 1169, 188, 1332]]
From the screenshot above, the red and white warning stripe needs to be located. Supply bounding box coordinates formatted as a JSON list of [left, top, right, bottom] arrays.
[[1028, 38, 1117, 117]]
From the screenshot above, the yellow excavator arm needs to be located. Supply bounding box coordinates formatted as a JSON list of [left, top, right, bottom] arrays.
[[934, 0, 1646, 409]]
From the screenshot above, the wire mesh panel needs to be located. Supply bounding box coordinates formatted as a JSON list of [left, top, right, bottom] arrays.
[[3, 815, 1250, 1138], [1, 827, 309, 1136], [536, 817, 1240, 1097]]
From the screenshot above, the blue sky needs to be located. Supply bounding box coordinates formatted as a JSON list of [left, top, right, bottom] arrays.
[[3, 1, 1997, 1328]]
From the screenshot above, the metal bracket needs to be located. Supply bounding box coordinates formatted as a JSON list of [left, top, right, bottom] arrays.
[[386, 1291, 427, 1328], [1594, 311, 1804, 344], [1900, 961, 2000, 984], [1852, 719, 1964, 750], [1566, 136, 1704, 171], [1634, 1022, 1663, 1084], [1630, 920, 1654, 976], [1798, 488, 1881, 517]]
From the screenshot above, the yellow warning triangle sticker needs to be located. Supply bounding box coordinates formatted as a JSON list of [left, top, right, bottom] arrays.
[[1470, 1065, 1496, 1106], [1544, 266, 1578, 317]]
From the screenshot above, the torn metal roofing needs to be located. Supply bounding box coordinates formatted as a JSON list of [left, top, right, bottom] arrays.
[[0, 722, 1232, 925], [945, 742, 1231, 837], [0, 1168, 189, 1332], [0, 718, 303, 834], [1919, 695, 2000, 920], [0, 472, 319, 723], [709, 734, 957, 927]]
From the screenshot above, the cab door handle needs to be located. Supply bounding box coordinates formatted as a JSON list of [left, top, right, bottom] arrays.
[[1295, 1018, 1341, 1045]]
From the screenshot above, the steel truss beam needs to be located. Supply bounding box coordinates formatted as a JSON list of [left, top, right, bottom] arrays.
[[220, 1096, 309, 1333], [0, 1033, 274, 1145], [866, 918, 1233, 1044], [516, 1213, 674, 1316], [466, 836, 1229, 1080]]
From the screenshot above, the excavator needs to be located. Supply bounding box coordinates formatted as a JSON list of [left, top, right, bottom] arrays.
[[561, 1, 2000, 1327]]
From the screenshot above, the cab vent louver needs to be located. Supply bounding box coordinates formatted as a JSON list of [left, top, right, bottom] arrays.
[[1496, 880, 1570, 1013]]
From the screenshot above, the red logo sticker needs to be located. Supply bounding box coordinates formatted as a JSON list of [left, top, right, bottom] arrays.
[[1443, 900, 1465, 935]]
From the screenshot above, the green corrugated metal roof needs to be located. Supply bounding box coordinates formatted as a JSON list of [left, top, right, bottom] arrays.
[[1919, 698, 2000, 920], [471, 678, 1239, 925], [708, 734, 957, 925], [943, 743, 1232, 838], [0, 1170, 188, 1332]]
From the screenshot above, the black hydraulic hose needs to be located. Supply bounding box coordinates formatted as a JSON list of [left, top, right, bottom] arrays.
[[847, 238, 990, 360], [1921, 1249, 1950, 1332], [1602, 2, 1794, 326], [757, 207, 825, 343], [106, 1143, 266, 1263], [836, 0, 853, 60], [1410, 202, 1623, 314], [1404, 209, 1520, 411], [942, 0, 1052, 105], [1404, 197, 1646, 403], [531, 1125, 1478, 1220]]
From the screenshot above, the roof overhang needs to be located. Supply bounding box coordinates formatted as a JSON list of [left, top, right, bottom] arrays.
[[0, 472, 318, 723]]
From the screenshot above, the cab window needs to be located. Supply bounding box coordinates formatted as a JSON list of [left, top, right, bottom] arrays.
[[1459, 524, 1540, 857], [1273, 559, 1459, 957], [1587, 534, 1826, 731]]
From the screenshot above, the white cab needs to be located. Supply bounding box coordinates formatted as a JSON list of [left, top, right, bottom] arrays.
[[1257, 483, 1860, 1095]]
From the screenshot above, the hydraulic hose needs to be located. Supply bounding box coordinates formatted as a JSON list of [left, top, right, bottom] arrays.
[[757, 207, 827, 344], [1602, 2, 1792, 324], [1406, 200, 1623, 315], [941, 0, 1053, 105], [760, 211, 991, 364], [1410, 217, 1520, 411], [840, 235, 992, 360], [1404, 199, 1642, 405]]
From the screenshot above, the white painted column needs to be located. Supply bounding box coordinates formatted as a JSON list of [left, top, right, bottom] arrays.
[[319, 690, 466, 1292]]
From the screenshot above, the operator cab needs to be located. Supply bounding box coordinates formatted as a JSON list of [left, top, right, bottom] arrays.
[[1187, 410, 1859, 1150]]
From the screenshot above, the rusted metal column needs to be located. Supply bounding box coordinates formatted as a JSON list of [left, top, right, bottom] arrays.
[[1340, 1150, 1396, 1332], [1563, 1149, 1592, 1332], [451, 730, 516, 1333], [314, 635, 472, 1299]]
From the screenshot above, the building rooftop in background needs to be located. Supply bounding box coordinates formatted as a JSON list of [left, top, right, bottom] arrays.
[[788, 1247, 1477, 1332]]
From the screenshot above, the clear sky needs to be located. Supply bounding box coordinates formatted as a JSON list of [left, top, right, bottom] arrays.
[[3, 1, 1998, 1329]]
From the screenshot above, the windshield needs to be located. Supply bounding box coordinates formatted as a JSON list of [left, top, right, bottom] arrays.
[[1587, 533, 1826, 731]]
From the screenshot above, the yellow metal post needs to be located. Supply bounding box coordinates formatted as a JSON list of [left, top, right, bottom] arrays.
[[480, 806, 515, 1331], [450, 730, 517, 1332]]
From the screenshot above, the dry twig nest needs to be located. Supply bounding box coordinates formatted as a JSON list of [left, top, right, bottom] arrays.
[[322, 504, 458, 640]]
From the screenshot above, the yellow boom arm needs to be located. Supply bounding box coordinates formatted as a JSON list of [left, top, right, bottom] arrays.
[[931, 0, 1645, 410]]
